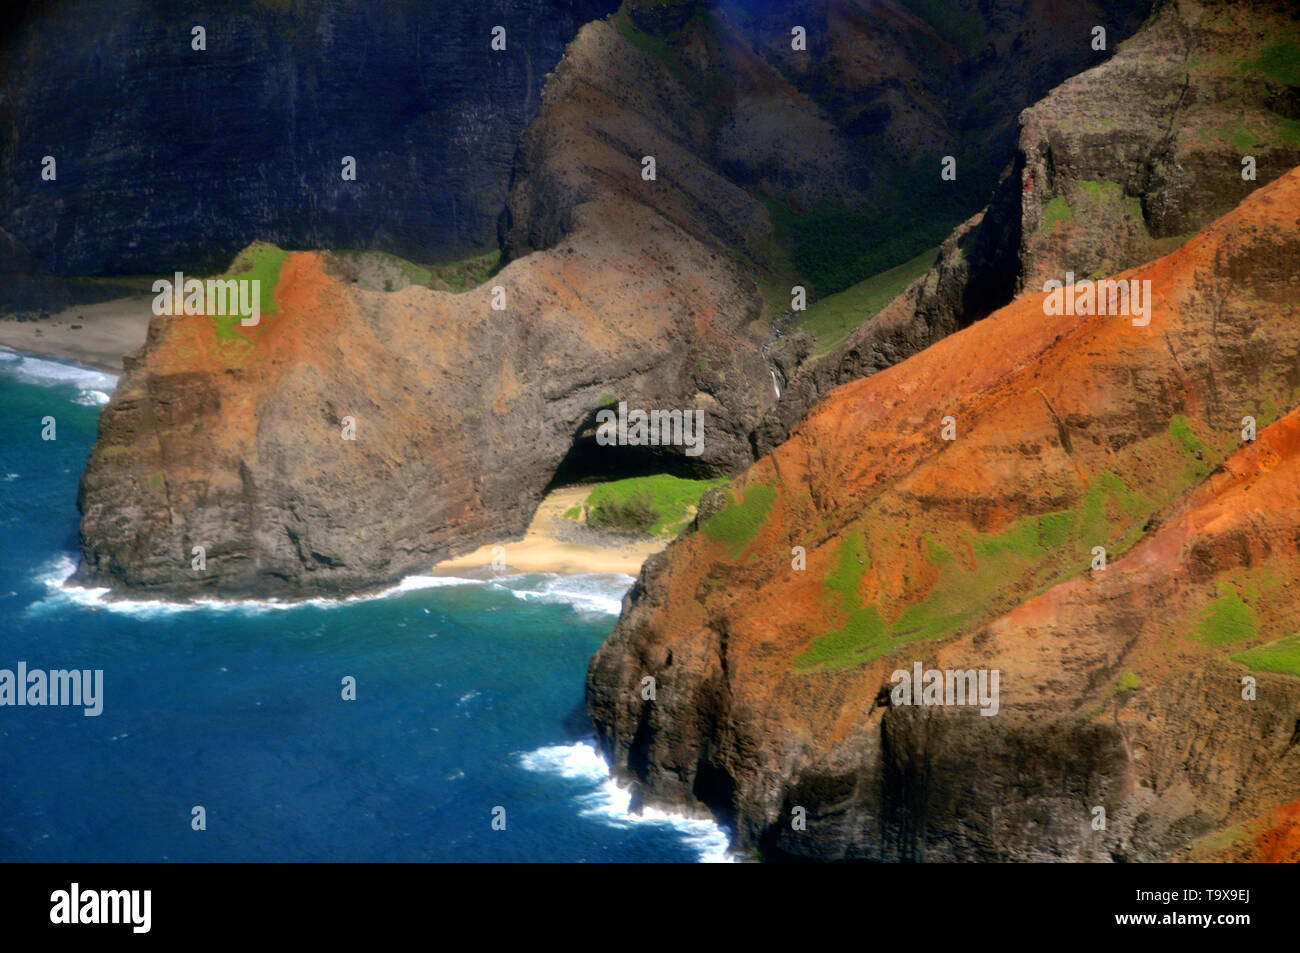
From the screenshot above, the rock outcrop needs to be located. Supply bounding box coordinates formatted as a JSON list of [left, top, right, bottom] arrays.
[[587, 166, 1300, 861], [72, 0, 1149, 598], [74, 13, 785, 598], [75, 230, 768, 597], [756, 0, 1300, 456]]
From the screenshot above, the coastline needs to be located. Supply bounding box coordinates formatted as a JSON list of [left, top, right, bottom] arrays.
[[0, 294, 152, 372], [1, 320, 668, 583]]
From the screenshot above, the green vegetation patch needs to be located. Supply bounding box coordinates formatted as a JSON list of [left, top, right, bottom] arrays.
[[1188, 821, 1253, 859], [925, 533, 954, 564], [976, 472, 1151, 564], [1116, 667, 1142, 692], [907, 0, 988, 57], [796, 604, 889, 671], [1076, 667, 1144, 721], [796, 246, 938, 356], [1042, 195, 1075, 230], [700, 481, 778, 557], [1250, 41, 1300, 86], [429, 249, 501, 293], [796, 471, 1158, 672], [333, 247, 500, 293], [615, 9, 682, 73], [1075, 179, 1144, 222], [1169, 414, 1209, 456], [766, 197, 950, 298], [613, 6, 723, 104], [209, 241, 288, 343], [1195, 581, 1259, 646], [760, 154, 998, 299], [1076, 180, 1117, 203], [824, 531, 871, 604], [336, 249, 432, 290], [1168, 413, 1215, 481], [1232, 634, 1300, 678], [586, 474, 726, 536]]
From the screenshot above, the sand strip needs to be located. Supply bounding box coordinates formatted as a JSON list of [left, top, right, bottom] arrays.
[[433, 486, 670, 577], [0, 295, 153, 372]]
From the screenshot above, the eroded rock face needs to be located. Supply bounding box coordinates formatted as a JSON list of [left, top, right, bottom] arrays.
[[76, 214, 770, 597], [0, 0, 617, 275], [1015, 0, 1300, 289], [587, 167, 1300, 861], [755, 0, 1300, 457]]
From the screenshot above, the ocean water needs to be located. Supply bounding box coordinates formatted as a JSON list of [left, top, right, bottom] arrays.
[[0, 347, 730, 862]]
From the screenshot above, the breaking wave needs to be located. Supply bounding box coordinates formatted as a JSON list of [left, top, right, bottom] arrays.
[[520, 741, 735, 863]]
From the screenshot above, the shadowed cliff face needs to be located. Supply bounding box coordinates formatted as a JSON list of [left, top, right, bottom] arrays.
[[502, 0, 1149, 265], [0, 0, 1149, 286], [0, 0, 617, 276], [592, 0, 1150, 297], [710, 0, 1150, 179], [755, 0, 1300, 457], [586, 167, 1300, 861]]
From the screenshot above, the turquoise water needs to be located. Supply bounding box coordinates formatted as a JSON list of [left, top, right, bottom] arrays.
[[0, 348, 729, 861]]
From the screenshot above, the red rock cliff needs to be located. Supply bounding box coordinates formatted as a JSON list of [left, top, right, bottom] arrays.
[[588, 166, 1300, 861]]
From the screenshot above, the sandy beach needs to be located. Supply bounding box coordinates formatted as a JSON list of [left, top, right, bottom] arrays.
[[0, 293, 153, 372], [433, 485, 671, 577]]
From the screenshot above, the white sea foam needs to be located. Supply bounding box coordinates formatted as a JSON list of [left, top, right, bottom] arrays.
[[0, 346, 118, 406], [389, 574, 488, 593], [32, 556, 632, 619], [520, 742, 736, 863], [73, 389, 112, 406], [30, 555, 492, 617], [495, 572, 633, 616]]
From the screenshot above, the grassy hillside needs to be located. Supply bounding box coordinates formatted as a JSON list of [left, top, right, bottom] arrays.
[[795, 246, 939, 355], [209, 241, 287, 342], [569, 474, 726, 536]]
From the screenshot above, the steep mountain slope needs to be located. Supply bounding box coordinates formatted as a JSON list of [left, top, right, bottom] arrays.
[[603, 0, 1150, 297], [587, 166, 1300, 861], [758, 0, 1300, 455]]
